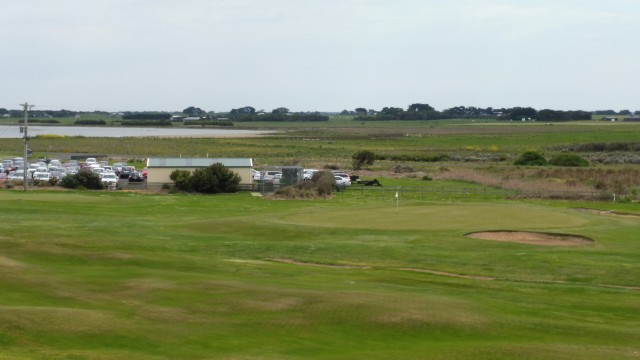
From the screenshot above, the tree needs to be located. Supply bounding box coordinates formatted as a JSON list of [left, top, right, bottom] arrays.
[[183, 106, 206, 117], [230, 106, 256, 115], [380, 107, 404, 115], [514, 151, 547, 166], [507, 107, 537, 120], [407, 103, 434, 112], [352, 150, 376, 170], [272, 107, 289, 115], [355, 108, 368, 116]]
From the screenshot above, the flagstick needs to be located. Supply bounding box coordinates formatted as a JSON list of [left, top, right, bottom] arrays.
[[396, 191, 399, 215]]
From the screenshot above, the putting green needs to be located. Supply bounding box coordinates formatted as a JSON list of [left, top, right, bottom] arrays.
[[281, 204, 588, 232]]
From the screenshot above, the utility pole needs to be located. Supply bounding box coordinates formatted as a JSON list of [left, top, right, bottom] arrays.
[[20, 102, 34, 191]]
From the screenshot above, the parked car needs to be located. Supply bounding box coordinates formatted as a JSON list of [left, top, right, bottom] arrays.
[[86, 157, 97, 164], [33, 171, 52, 183], [27, 163, 41, 178], [262, 170, 281, 183], [8, 170, 26, 182], [334, 176, 350, 190], [112, 162, 128, 173], [48, 159, 62, 168], [65, 166, 79, 175], [333, 172, 352, 187], [118, 166, 134, 179], [303, 169, 319, 181], [128, 171, 145, 183], [101, 173, 118, 187], [91, 167, 105, 175], [252, 169, 261, 181]]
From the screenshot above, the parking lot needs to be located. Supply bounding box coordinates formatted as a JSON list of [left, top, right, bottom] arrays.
[[1, 156, 147, 189]]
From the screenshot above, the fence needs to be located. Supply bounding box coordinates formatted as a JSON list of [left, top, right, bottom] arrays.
[[238, 183, 618, 202]]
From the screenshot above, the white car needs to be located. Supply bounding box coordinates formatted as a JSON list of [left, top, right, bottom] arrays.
[[48, 159, 62, 168], [86, 157, 97, 164], [33, 171, 52, 183], [27, 163, 41, 178], [303, 169, 319, 181], [101, 173, 118, 187], [262, 171, 281, 183], [334, 176, 351, 189], [92, 167, 105, 175], [8, 170, 26, 182]]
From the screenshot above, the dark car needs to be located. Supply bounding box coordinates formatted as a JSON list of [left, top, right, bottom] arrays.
[[128, 171, 145, 182], [118, 166, 134, 179]]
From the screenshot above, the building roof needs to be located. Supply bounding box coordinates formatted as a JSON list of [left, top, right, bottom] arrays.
[[147, 158, 253, 168]]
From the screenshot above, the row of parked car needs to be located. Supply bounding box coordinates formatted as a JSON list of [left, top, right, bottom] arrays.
[[252, 168, 353, 188], [1, 157, 146, 186]]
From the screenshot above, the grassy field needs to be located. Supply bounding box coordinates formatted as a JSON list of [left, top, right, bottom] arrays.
[[0, 119, 639, 358], [0, 189, 638, 359], [2, 119, 640, 169]]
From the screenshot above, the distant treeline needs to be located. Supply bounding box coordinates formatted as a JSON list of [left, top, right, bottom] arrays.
[[231, 113, 329, 122], [18, 119, 60, 124], [122, 113, 172, 120], [121, 120, 172, 126], [352, 105, 592, 122], [75, 120, 106, 125], [184, 120, 234, 127]]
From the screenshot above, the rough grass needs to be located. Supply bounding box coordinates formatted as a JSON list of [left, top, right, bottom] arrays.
[[0, 190, 638, 359]]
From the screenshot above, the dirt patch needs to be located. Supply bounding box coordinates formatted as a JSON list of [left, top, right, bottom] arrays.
[[465, 231, 594, 246], [397, 268, 495, 280], [268, 258, 371, 269], [0, 255, 26, 268]]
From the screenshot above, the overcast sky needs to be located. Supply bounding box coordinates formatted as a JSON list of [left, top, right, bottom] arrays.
[[1, 0, 638, 113]]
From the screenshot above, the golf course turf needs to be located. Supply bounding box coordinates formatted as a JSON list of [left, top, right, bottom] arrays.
[[0, 189, 638, 359]]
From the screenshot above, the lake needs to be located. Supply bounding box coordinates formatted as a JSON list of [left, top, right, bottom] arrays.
[[0, 125, 267, 139]]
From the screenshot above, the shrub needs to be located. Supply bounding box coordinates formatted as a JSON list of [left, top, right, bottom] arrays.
[[514, 151, 548, 166], [311, 170, 337, 196], [60, 170, 104, 190], [352, 150, 375, 170], [170, 164, 241, 194], [275, 170, 336, 199], [549, 153, 589, 167], [190, 163, 241, 194], [169, 170, 192, 192]]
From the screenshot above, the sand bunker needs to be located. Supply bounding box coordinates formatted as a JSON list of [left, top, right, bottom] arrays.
[[574, 208, 640, 219], [466, 231, 594, 246]]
